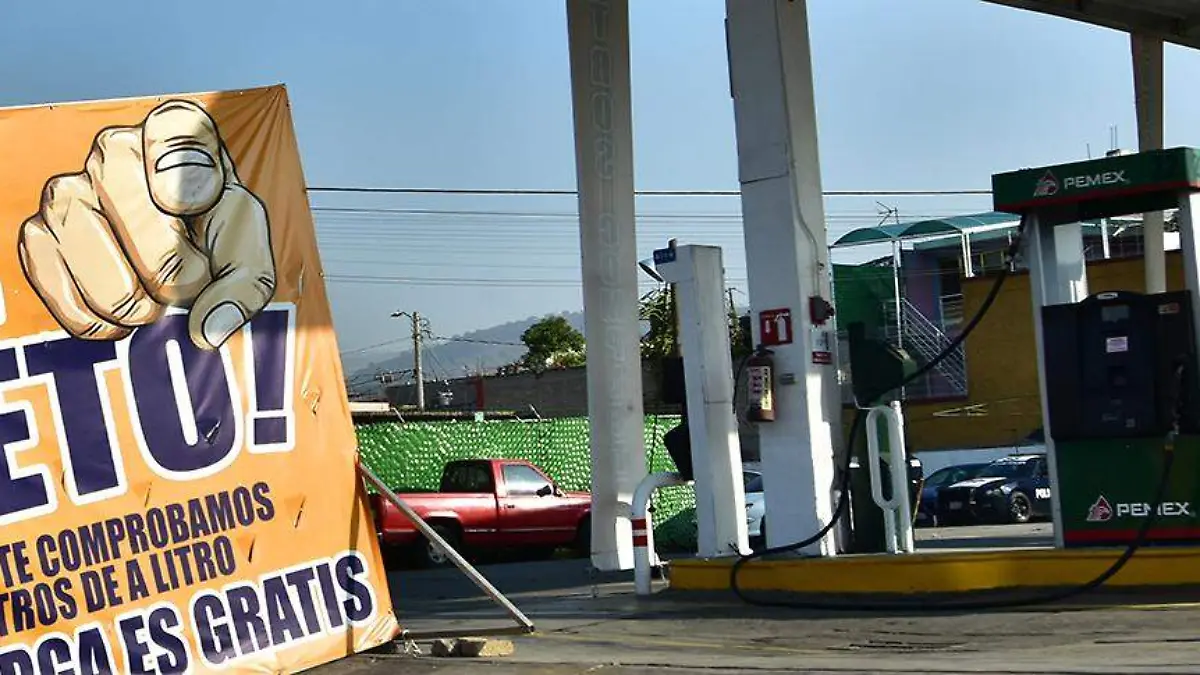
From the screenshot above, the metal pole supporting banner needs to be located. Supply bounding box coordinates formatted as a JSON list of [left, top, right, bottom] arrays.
[[357, 463, 535, 634]]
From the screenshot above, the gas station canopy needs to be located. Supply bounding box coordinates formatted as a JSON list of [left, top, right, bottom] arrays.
[[982, 0, 1200, 50], [831, 211, 1020, 248]]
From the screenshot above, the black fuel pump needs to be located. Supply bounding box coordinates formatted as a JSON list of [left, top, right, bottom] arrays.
[[1041, 289, 1200, 547], [1041, 290, 1200, 440]]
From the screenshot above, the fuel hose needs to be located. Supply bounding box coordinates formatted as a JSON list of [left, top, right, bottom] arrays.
[[729, 214, 1185, 611]]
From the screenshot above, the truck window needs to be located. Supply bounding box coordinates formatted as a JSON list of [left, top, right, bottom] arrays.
[[440, 462, 494, 493], [502, 464, 553, 496]]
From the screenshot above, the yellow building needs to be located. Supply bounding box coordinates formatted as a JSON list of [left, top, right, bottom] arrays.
[[897, 251, 1189, 450]]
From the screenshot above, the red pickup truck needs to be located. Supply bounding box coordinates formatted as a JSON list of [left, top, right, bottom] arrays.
[[368, 458, 592, 567]]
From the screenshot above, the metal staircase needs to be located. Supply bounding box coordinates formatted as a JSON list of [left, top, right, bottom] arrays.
[[881, 299, 968, 397]]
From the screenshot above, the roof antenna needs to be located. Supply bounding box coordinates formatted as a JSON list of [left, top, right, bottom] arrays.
[[875, 202, 899, 226]]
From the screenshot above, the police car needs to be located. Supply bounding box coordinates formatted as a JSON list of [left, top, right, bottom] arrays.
[[935, 454, 1052, 526]]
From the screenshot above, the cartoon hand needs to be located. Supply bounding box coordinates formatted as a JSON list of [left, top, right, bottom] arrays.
[[17, 100, 275, 350]]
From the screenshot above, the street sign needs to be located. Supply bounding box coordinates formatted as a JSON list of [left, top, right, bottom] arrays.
[[759, 308, 793, 346], [653, 246, 677, 265]]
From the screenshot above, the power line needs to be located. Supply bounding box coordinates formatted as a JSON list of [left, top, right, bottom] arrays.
[[339, 337, 408, 356], [323, 273, 749, 287], [340, 334, 526, 359], [307, 186, 993, 197], [309, 206, 981, 223], [433, 336, 525, 347]]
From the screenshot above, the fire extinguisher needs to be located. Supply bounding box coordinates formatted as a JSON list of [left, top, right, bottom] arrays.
[[745, 347, 776, 423]]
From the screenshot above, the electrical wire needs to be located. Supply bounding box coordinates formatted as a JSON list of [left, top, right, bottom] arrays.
[[729, 214, 1187, 611], [307, 186, 994, 197]]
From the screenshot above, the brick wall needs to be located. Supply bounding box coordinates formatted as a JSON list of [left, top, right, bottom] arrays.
[[386, 361, 762, 460]]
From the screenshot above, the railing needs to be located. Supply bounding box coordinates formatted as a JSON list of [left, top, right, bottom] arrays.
[[630, 472, 694, 596], [940, 294, 964, 331], [836, 298, 969, 404], [888, 299, 968, 394]]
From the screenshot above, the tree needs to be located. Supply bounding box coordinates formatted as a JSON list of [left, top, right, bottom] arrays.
[[638, 286, 750, 361], [638, 287, 678, 360], [519, 315, 586, 371]]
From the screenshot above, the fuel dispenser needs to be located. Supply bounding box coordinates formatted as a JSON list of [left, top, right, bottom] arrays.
[[991, 147, 1200, 547], [1040, 290, 1200, 546]]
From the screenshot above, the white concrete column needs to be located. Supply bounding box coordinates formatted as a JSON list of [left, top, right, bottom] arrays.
[[1132, 33, 1166, 293], [1026, 217, 1089, 549], [1175, 194, 1200, 347], [656, 245, 750, 558], [566, 0, 645, 572], [725, 0, 842, 556]]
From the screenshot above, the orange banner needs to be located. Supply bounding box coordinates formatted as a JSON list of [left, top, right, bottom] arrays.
[[0, 85, 399, 672]]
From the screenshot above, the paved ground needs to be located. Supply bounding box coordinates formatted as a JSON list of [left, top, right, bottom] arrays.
[[315, 524, 1200, 674], [914, 521, 1055, 551]]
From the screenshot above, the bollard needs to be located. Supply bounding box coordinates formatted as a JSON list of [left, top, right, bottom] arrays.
[[631, 472, 693, 596]]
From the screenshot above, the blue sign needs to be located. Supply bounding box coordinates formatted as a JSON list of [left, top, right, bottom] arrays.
[[653, 247, 676, 265]]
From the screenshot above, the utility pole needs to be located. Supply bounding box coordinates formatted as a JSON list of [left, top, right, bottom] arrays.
[[668, 239, 680, 358], [391, 310, 429, 410]]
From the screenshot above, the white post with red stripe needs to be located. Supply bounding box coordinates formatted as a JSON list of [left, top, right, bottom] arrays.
[[632, 472, 693, 596]]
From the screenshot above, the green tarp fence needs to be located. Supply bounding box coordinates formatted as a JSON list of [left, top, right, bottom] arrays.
[[355, 415, 699, 551]]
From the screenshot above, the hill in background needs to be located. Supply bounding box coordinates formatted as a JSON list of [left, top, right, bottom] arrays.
[[346, 311, 586, 397]]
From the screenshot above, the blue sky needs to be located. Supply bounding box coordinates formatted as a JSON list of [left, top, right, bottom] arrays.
[[4, 1, 1200, 367]]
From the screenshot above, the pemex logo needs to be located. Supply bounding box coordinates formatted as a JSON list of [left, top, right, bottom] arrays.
[[1087, 495, 1114, 522], [1034, 170, 1059, 197]]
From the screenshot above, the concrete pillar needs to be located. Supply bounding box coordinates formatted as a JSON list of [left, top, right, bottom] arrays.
[[1176, 194, 1200, 348], [566, 0, 646, 572], [725, 0, 842, 556], [1132, 33, 1166, 293], [656, 245, 750, 558], [1026, 217, 1089, 549]]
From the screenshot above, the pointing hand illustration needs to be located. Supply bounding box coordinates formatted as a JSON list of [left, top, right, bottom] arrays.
[[17, 99, 275, 350]]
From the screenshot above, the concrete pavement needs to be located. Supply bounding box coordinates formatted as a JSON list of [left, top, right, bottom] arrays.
[[314, 524, 1200, 674]]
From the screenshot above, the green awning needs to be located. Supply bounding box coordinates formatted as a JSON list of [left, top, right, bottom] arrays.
[[912, 222, 1108, 251], [832, 211, 1020, 248]]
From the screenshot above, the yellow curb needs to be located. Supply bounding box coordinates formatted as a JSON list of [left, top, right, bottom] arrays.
[[668, 547, 1200, 594]]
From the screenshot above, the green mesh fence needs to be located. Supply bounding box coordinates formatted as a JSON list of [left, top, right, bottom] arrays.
[[355, 415, 698, 551]]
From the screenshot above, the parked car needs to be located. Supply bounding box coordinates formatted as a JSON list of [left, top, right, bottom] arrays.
[[744, 472, 765, 548], [915, 462, 989, 527], [368, 459, 592, 567], [935, 454, 1052, 526]]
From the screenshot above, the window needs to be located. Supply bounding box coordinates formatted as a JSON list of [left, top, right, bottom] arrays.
[[925, 468, 947, 486], [441, 463, 493, 493], [978, 459, 1035, 480], [745, 475, 763, 493], [503, 464, 553, 495]]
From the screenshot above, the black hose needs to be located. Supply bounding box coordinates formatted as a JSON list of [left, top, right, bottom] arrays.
[[730, 214, 1184, 611]]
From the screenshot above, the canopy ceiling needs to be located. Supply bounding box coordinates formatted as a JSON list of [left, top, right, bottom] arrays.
[[981, 0, 1200, 50]]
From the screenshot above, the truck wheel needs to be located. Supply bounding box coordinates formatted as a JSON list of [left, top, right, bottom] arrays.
[[418, 523, 460, 568], [572, 517, 591, 558], [1008, 492, 1032, 525]]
